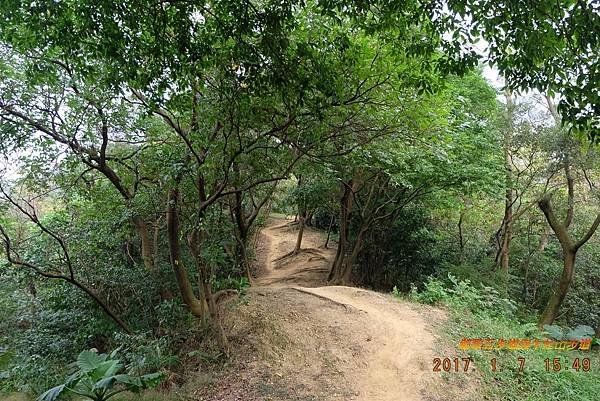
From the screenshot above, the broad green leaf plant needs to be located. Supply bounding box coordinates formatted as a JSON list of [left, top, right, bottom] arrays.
[[37, 350, 163, 401]]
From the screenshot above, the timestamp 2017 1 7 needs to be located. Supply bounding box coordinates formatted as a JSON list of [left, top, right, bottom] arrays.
[[433, 357, 592, 373]]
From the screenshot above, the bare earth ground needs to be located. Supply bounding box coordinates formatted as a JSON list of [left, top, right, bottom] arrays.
[[189, 217, 479, 401]]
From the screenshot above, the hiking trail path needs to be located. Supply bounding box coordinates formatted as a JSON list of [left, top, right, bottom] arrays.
[[242, 216, 471, 401]]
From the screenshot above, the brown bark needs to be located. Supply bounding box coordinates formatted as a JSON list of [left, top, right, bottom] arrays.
[[539, 249, 575, 327], [564, 161, 575, 229], [133, 216, 172, 299], [193, 170, 231, 354], [323, 214, 334, 248], [186, 230, 208, 322], [188, 229, 230, 355], [546, 93, 574, 230], [293, 175, 306, 254], [499, 218, 512, 278], [166, 187, 206, 318], [230, 183, 275, 283], [458, 208, 466, 263], [305, 211, 314, 227], [537, 227, 550, 252], [537, 196, 600, 326], [498, 90, 515, 281], [333, 173, 390, 285], [329, 171, 399, 284], [232, 191, 253, 283], [328, 179, 358, 282], [329, 174, 377, 284], [537, 95, 584, 326], [339, 226, 367, 284], [294, 212, 306, 253]]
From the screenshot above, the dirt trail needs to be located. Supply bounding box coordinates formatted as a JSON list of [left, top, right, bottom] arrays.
[[246, 217, 467, 401], [254, 219, 334, 287]]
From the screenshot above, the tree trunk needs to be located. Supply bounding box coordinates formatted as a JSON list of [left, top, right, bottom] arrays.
[[186, 231, 209, 323], [537, 196, 600, 327], [185, 206, 230, 354], [231, 190, 248, 276], [324, 214, 334, 248], [306, 211, 314, 227], [293, 175, 306, 254], [331, 173, 385, 284], [166, 187, 206, 318], [239, 236, 254, 284], [537, 227, 550, 252], [458, 208, 465, 263], [133, 216, 172, 300], [202, 269, 230, 356], [539, 250, 575, 326], [190, 231, 230, 355], [328, 180, 355, 281], [497, 90, 515, 283], [500, 219, 512, 279], [230, 185, 274, 284], [337, 226, 367, 284], [564, 161, 574, 228], [294, 212, 306, 253]]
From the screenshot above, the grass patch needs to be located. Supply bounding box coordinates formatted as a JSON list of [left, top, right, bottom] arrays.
[[1, 394, 30, 401], [399, 275, 599, 401]]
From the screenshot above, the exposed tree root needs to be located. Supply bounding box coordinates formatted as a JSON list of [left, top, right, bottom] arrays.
[[290, 287, 366, 313], [273, 247, 326, 262], [273, 250, 299, 262]]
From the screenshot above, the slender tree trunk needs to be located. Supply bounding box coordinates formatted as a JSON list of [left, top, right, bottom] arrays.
[[500, 218, 512, 278], [537, 196, 600, 327], [166, 187, 206, 318], [133, 216, 172, 300], [228, 188, 250, 283], [239, 235, 254, 284], [537, 227, 550, 252], [187, 231, 209, 323], [537, 95, 581, 326], [230, 185, 274, 283], [324, 214, 334, 248], [132, 217, 154, 273], [293, 175, 306, 253], [539, 250, 576, 326], [498, 90, 515, 283], [331, 173, 384, 285], [194, 238, 230, 355], [305, 211, 314, 227], [564, 161, 574, 228], [329, 180, 355, 281], [338, 226, 367, 284], [458, 208, 466, 263], [186, 220, 229, 354], [294, 212, 306, 253]]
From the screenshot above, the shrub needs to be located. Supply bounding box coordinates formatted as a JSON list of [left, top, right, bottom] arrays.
[[37, 349, 163, 401], [408, 274, 517, 318]]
